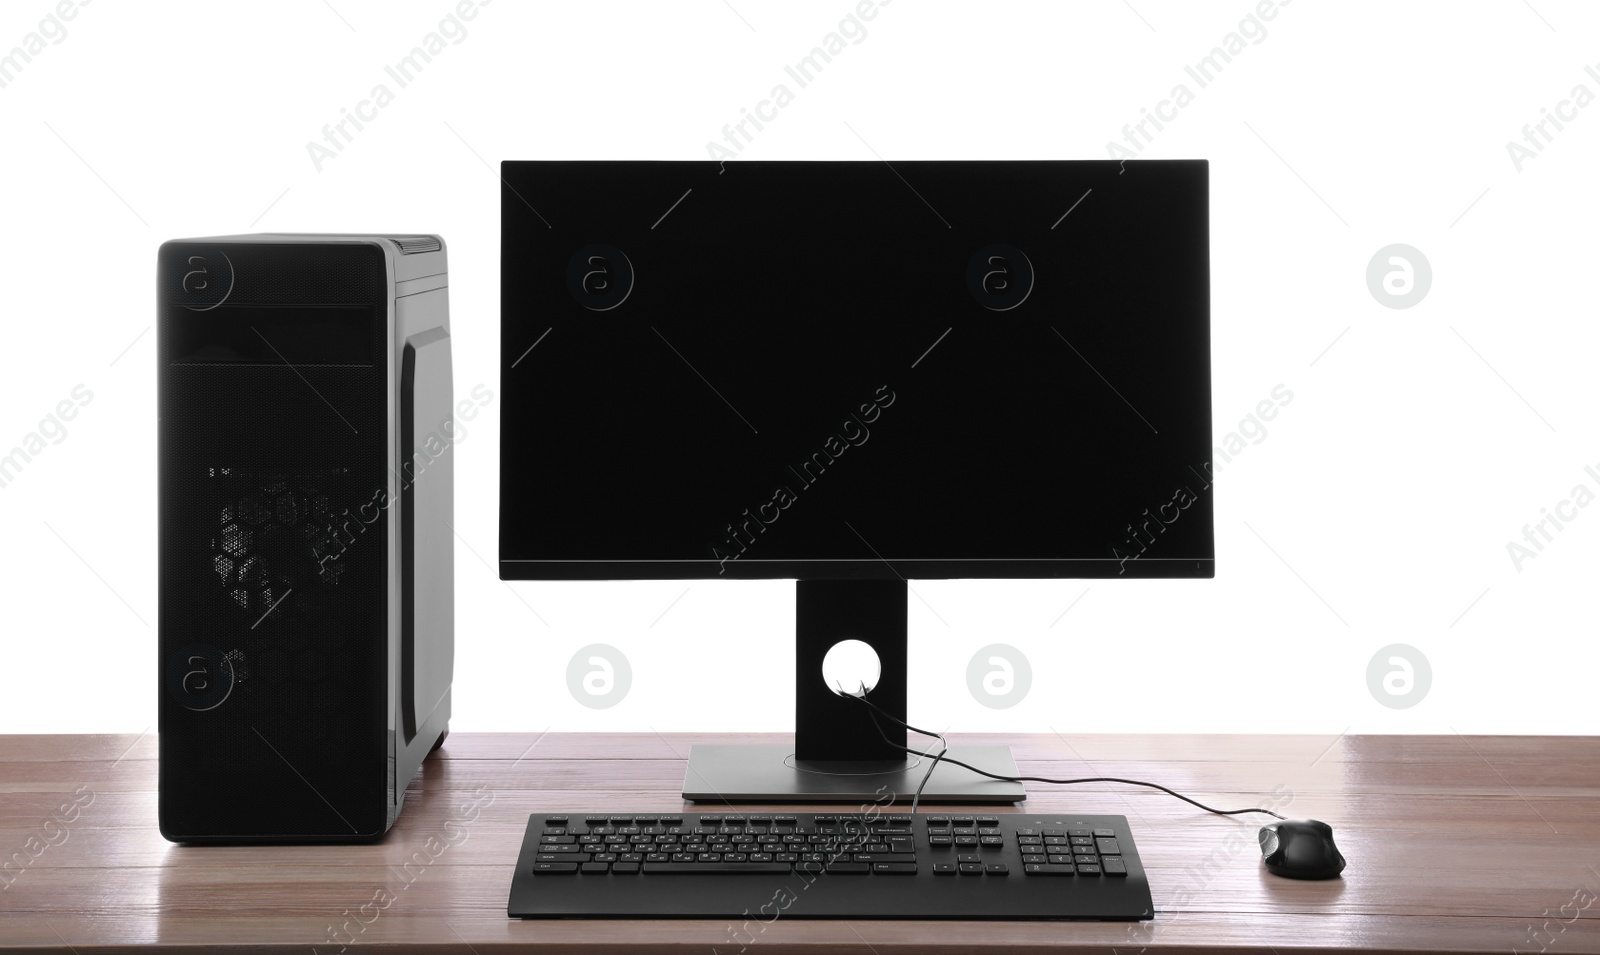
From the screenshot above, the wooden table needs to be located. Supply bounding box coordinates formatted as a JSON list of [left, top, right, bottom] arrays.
[[2, 732, 1598, 953]]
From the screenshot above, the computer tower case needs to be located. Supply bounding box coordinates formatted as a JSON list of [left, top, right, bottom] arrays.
[[157, 234, 453, 842]]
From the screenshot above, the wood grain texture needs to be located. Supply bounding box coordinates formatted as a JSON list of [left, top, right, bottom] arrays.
[[2, 732, 1598, 954]]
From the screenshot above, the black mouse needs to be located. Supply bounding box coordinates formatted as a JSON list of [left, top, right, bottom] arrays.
[[1258, 819, 1346, 879]]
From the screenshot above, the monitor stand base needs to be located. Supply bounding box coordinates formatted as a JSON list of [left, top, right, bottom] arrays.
[[681, 743, 1026, 804]]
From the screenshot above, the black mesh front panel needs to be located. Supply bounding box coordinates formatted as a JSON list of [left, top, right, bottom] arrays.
[[158, 241, 390, 841]]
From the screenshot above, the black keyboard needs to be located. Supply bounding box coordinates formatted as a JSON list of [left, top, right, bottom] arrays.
[[508, 811, 1153, 920]]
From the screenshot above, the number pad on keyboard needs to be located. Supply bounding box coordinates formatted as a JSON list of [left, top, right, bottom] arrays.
[[1011, 827, 1127, 876]]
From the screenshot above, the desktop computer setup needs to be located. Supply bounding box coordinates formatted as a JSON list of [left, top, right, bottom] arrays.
[[155, 162, 1344, 924]]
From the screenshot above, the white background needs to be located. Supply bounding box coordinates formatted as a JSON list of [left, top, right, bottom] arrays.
[[1, 0, 1595, 737]]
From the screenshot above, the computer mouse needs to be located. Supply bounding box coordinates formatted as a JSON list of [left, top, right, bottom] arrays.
[[1258, 819, 1346, 879]]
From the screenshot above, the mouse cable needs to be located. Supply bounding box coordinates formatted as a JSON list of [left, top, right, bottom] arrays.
[[848, 689, 1286, 821]]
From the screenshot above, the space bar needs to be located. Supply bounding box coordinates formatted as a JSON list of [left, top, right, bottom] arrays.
[[642, 863, 791, 874]]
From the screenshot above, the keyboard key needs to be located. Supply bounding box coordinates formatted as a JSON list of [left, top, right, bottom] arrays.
[[985, 863, 1009, 875], [539, 835, 576, 844], [1077, 863, 1103, 876], [531, 862, 578, 874], [584, 816, 608, 826], [612, 862, 640, 874], [874, 863, 917, 874], [659, 816, 683, 826], [957, 853, 982, 864], [544, 815, 569, 825], [978, 817, 1000, 826], [826, 863, 870, 874], [1023, 864, 1075, 876], [929, 836, 952, 846], [1068, 829, 1092, 838], [1070, 835, 1094, 846], [1093, 828, 1116, 837], [927, 816, 950, 826], [541, 827, 567, 836], [955, 836, 978, 846], [536, 853, 583, 862], [1096, 837, 1122, 855], [581, 862, 609, 873], [958, 863, 983, 875], [1022, 854, 1045, 866], [1048, 854, 1074, 865], [932, 862, 957, 875], [539, 844, 581, 854], [979, 836, 1004, 847], [1103, 857, 1128, 876], [888, 815, 912, 825], [1043, 829, 1065, 837]]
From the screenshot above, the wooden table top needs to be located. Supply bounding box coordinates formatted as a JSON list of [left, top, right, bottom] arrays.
[[2, 731, 1598, 953]]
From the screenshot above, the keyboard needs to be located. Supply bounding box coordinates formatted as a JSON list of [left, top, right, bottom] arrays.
[[508, 811, 1153, 920]]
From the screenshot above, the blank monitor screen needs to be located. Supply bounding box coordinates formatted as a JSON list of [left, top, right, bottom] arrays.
[[499, 160, 1212, 581]]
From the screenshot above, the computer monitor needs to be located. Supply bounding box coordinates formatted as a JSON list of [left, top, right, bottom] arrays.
[[499, 160, 1213, 803]]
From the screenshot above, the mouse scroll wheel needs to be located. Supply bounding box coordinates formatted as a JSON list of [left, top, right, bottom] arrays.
[[1258, 829, 1279, 856]]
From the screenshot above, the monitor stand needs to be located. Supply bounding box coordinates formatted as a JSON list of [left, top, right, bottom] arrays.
[[682, 579, 1025, 804]]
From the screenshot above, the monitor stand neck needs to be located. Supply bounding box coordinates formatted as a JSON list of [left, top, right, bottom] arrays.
[[795, 578, 908, 763], [680, 579, 1026, 805]]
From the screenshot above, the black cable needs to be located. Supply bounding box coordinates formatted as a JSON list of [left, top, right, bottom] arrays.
[[863, 700, 946, 814], [846, 690, 1285, 821], [844, 681, 948, 814]]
